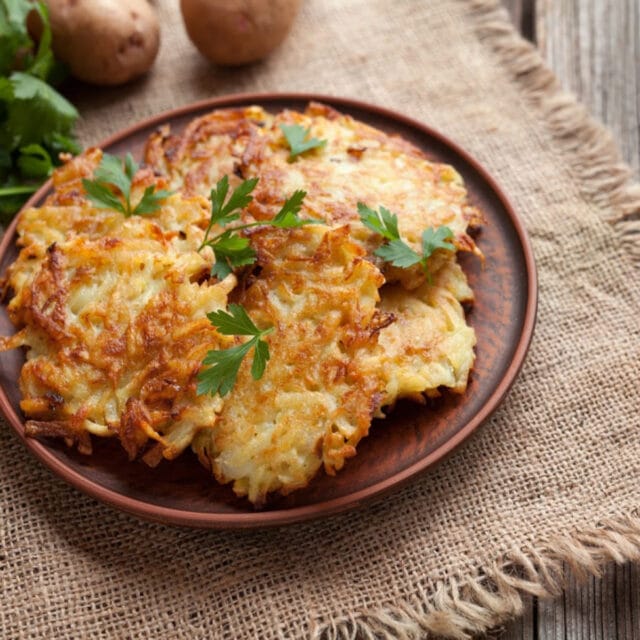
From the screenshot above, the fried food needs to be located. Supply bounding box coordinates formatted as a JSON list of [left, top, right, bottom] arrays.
[[1, 103, 482, 505], [193, 226, 389, 504], [2, 152, 234, 461]]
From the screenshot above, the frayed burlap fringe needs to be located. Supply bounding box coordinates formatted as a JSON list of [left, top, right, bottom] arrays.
[[470, 0, 640, 265], [313, 2, 640, 638], [313, 513, 640, 639]]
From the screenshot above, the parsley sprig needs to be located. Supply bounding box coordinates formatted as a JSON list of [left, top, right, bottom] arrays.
[[357, 202, 455, 278], [0, 0, 80, 220], [199, 175, 321, 279], [279, 124, 326, 161], [82, 153, 172, 217], [197, 304, 274, 397]]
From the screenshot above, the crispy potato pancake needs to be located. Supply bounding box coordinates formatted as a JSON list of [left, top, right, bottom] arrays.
[[1, 156, 234, 461], [1, 103, 482, 505], [373, 259, 476, 405], [192, 225, 388, 504], [144, 102, 480, 417], [144, 106, 269, 196], [144, 102, 483, 289]]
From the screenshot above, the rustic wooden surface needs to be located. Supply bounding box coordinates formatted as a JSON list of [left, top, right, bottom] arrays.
[[495, 1, 640, 638]]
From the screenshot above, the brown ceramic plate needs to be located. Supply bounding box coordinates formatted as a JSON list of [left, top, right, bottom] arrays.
[[0, 93, 536, 528]]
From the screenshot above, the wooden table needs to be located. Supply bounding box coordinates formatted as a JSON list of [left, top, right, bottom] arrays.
[[497, 2, 640, 638]]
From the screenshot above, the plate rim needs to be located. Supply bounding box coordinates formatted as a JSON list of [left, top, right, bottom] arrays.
[[0, 92, 538, 529]]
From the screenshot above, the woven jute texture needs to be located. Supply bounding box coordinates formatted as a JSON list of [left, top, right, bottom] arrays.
[[2, 1, 640, 638]]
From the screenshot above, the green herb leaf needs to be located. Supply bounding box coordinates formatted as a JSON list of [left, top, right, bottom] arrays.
[[48, 131, 81, 156], [0, 0, 33, 77], [209, 175, 259, 227], [0, 2, 79, 221], [210, 175, 231, 223], [81, 178, 127, 216], [219, 176, 258, 221], [251, 338, 271, 380], [197, 304, 274, 397], [421, 225, 455, 258], [271, 190, 320, 228], [210, 259, 233, 281], [280, 124, 326, 161], [132, 186, 174, 216], [360, 202, 456, 280], [26, 3, 56, 81], [0, 183, 38, 197], [17, 143, 52, 179], [2, 72, 77, 149], [357, 202, 400, 241], [200, 176, 259, 251], [206, 303, 264, 336], [197, 340, 255, 398], [209, 231, 257, 280], [0, 147, 12, 172], [94, 153, 133, 201], [374, 239, 422, 268], [0, 179, 39, 222], [200, 178, 322, 278], [82, 153, 172, 217]]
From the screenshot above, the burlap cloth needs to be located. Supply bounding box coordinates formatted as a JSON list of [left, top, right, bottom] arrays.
[[2, 1, 639, 638]]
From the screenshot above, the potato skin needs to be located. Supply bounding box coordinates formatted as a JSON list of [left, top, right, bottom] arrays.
[[180, 0, 302, 66], [41, 0, 160, 86]]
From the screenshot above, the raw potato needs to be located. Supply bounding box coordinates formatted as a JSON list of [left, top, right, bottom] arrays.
[[180, 0, 302, 66], [38, 0, 160, 86]]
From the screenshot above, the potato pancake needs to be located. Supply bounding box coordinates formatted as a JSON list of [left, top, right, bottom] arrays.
[[374, 260, 476, 405], [1, 103, 482, 505], [1, 153, 234, 461], [144, 102, 483, 288], [193, 225, 388, 504]]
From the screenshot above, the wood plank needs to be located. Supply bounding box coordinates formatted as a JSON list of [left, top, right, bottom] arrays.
[[537, 590, 564, 640], [536, 0, 640, 173], [529, 562, 640, 640], [497, 595, 536, 639], [493, 4, 639, 638], [501, 0, 535, 40]]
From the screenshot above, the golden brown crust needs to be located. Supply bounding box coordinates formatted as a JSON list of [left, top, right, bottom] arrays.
[[144, 102, 483, 289], [2, 154, 233, 462], [2, 102, 482, 505], [192, 226, 389, 504]]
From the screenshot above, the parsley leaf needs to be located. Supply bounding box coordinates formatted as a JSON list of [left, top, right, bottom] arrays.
[[82, 152, 172, 217], [93, 153, 132, 200], [271, 190, 321, 228], [26, 3, 57, 81], [357, 202, 400, 241], [251, 338, 271, 380], [210, 231, 257, 280], [0, 0, 34, 77], [1, 72, 77, 150], [200, 176, 259, 249], [358, 202, 455, 280], [206, 303, 265, 336], [200, 177, 323, 278], [198, 341, 254, 398], [16, 144, 52, 179], [197, 304, 274, 397], [132, 185, 174, 216], [216, 175, 259, 223], [422, 226, 455, 256], [82, 178, 127, 216], [280, 124, 326, 161], [375, 239, 422, 268], [0, 1, 78, 220]]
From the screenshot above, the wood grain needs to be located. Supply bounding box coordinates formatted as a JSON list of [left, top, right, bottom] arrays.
[[496, 2, 639, 638], [503, 0, 639, 174]]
